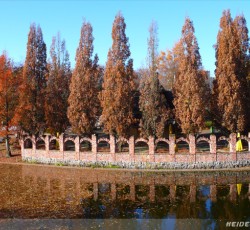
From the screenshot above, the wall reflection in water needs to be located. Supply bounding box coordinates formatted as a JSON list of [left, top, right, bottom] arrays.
[[0, 164, 249, 227]]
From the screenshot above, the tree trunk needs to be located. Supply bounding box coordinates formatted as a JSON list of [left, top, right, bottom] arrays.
[[5, 135, 11, 158], [118, 142, 123, 152]]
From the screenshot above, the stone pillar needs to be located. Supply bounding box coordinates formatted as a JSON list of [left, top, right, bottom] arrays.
[[45, 135, 49, 152], [75, 136, 80, 160], [210, 185, 217, 202], [189, 134, 196, 163], [92, 135, 97, 153], [110, 135, 116, 162], [59, 133, 64, 155], [130, 182, 135, 201], [111, 183, 116, 200], [93, 182, 98, 201], [229, 133, 237, 161], [45, 135, 50, 158], [190, 185, 196, 203], [148, 136, 155, 162], [169, 134, 176, 155], [248, 133, 250, 152], [229, 133, 237, 153], [170, 185, 176, 202], [91, 134, 97, 161], [129, 136, 135, 161], [210, 135, 217, 161], [149, 184, 155, 202], [230, 184, 237, 202], [210, 135, 217, 154], [19, 138, 25, 159], [189, 134, 196, 154], [32, 135, 36, 157]]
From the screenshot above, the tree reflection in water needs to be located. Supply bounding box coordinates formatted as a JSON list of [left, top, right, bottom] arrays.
[[0, 163, 249, 225]]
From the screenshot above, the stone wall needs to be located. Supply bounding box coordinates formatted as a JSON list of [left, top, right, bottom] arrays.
[[20, 133, 250, 166]]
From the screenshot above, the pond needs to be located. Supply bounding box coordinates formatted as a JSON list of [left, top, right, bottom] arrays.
[[0, 163, 249, 229]]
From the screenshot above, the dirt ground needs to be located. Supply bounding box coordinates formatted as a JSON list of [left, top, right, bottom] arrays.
[[0, 142, 22, 163]]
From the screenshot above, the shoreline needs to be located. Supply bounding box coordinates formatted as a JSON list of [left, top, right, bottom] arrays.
[[1, 159, 250, 173]]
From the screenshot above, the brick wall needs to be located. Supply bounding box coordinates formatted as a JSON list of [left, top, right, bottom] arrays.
[[21, 133, 250, 164]]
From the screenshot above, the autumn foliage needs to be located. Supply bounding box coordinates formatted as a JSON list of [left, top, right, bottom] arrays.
[[45, 34, 71, 134], [67, 21, 100, 135], [1, 9, 250, 154], [214, 10, 249, 132], [173, 17, 209, 134], [0, 53, 20, 156], [99, 12, 135, 137], [16, 24, 47, 135], [139, 21, 170, 138]]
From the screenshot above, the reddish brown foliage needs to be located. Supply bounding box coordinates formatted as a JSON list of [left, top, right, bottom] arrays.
[[16, 24, 47, 135], [67, 21, 100, 135], [173, 17, 209, 134], [99, 12, 135, 137], [215, 10, 249, 132]]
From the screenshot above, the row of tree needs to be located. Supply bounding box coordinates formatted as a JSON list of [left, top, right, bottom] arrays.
[[0, 10, 250, 157]]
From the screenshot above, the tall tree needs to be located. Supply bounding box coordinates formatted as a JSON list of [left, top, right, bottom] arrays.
[[139, 21, 170, 138], [0, 53, 20, 157], [214, 10, 248, 132], [173, 17, 208, 134], [16, 24, 47, 135], [68, 21, 100, 134], [99, 12, 135, 137], [233, 14, 250, 131], [158, 49, 178, 91], [45, 33, 71, 134]]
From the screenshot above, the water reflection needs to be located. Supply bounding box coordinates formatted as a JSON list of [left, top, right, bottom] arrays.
[[0, 164, 249, 225]]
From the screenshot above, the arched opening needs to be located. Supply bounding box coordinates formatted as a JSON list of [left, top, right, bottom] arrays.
[[36, 139, 45, 150], [97, 141, 110, 153], [217, 185, 230, 199], [176, 185, 190, 200], [196, 141, 210, 153], [176, 141, 189, 154], [116, 184, 130, 200], [116, 141, 129, 153], [24, 139, 32, 149], [80, 141, 92, 152], [217, 139, 229, 153], [135, 185, 149, 202], [156, 141, 169, 154], [237, 139, 249, 152], [155, 185, 170, 201], [135, 141, 148, 154], [49, 139, 59, 150], [98, 183, 111, 202], [64, 140, 75, 151]]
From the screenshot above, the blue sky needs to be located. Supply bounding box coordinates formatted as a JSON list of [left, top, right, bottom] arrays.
[[0, 1, 249, 77]]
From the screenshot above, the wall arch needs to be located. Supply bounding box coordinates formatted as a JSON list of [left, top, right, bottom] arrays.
[[175, 137, 189, 153], [49, 137, 59, 150], [64, 140, 75, 151], [135, 138, 149, 154], [155, 139, 169, 153], [196, 137, 210, 153], [217, 136, 229, 153], [24, 138, 33, 149], [97, 138, 110, 153], [36, 138, 45, 150]]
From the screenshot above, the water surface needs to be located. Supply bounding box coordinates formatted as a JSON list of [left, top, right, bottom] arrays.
[[0, 164, 249, 229]]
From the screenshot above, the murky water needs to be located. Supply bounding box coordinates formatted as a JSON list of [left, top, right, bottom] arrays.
[[0, 164, 250, 229]]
